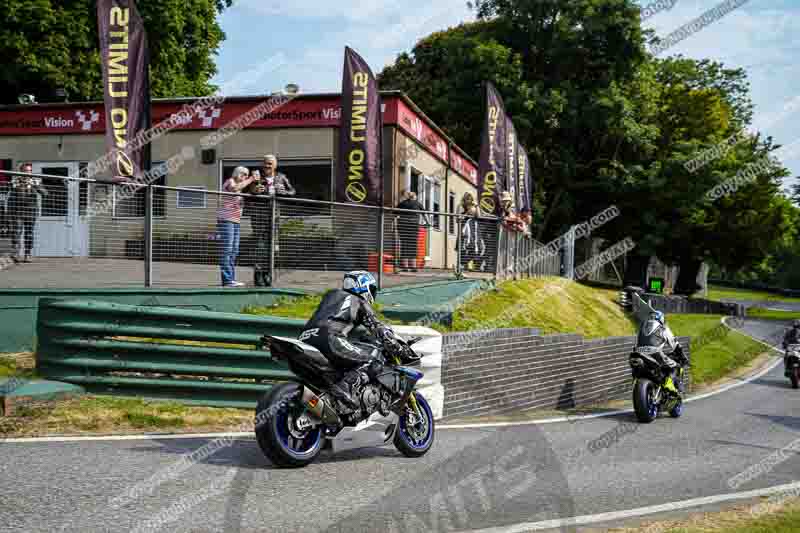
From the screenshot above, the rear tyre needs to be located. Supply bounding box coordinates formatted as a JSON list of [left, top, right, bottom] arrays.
[[633, 379, 658, 423], [791, 368, 799, 389], [394, 392, 435, 458], [255, 383, 323, 468]]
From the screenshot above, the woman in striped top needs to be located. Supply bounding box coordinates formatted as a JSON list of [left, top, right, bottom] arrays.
[[218, 166, 255, 287]]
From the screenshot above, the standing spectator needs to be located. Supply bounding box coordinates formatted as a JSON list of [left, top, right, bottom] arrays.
[[217, 166, 255, 287], [243, 155, 295, 286], [500, 191, 525, 233], [395, 190, 427, 272], [261, 154, 295, 196], [458, 192, 483, 271], [9, 162, 48, 263]]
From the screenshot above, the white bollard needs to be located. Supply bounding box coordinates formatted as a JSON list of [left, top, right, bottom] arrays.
[[390, 325, 444, 420]]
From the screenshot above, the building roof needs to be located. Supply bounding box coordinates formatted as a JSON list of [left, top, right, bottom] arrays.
[[0, 90, 478, 171]]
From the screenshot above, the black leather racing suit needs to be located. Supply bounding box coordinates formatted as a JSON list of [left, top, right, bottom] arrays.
[[299, 289, 398, 408], [636, 319, 689, 393], [782, 327, 800, 375]]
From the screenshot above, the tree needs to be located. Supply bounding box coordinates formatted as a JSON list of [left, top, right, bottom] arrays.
[[0, 0, 233, 104], [379, 0, 795, 286], [380, 0, 650, 241]]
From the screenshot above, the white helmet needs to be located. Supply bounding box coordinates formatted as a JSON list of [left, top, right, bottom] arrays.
[[343, 270, 378, 304]]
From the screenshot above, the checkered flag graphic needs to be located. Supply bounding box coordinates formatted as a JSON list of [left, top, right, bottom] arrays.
[[197, 107, 222, 128], [75, 110, 100, 131]]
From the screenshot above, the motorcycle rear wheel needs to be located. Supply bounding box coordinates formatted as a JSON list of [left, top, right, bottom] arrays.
[[255, 383, 323, 468], [633, 379, 659, 423]]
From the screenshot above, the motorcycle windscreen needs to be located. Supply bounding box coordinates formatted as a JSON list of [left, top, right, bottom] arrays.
[[637, 320, 666, 348], [633, 293, 659, 324]]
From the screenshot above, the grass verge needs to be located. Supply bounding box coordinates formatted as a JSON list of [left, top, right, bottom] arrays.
[[706, 285, 800, 304], [243, 292, 389, 321], [669, 315, 767, 386], [440, 277, 636, 338], [0, 395, 252, 437], [609, 497, 800, 532], [0, 353, 36, 380], [745, 307, 800, 321]]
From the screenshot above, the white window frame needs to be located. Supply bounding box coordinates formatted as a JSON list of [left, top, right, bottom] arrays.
[[218, 157, 333, 198], [432, 181, 442, 232], [448, 191, 456, 235], [176, 186, 207, 209]]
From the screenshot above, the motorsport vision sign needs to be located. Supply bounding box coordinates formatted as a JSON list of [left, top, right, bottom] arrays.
[[97, 0, 151, 182], [337, 46, 382, 205]]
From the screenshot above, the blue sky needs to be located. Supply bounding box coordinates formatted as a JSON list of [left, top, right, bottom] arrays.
[[212, 0, 800, 190]]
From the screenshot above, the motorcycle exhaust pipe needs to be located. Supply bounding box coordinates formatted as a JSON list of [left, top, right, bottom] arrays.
[[300, 386, 341, 425]]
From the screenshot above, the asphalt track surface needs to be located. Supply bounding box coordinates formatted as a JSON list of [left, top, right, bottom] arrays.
[[1, 319, 798, 533]]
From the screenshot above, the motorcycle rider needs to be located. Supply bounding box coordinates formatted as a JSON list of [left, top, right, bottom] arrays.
[[299, 270, 404, 410], [781, 320, 800, 376], [637, 311, 689, 393]]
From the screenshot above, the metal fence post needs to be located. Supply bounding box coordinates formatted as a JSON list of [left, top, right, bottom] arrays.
[[513, 232, 519, 281], [378, 207, 385, 290], [144, 185, 153, 287], [506, 227, 513, 280], [494, 222, 502, 281], [269, 197, 278, 286], [456, 217, 463, 277]]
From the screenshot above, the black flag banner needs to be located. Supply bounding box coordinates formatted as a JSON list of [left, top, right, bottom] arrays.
[[516, 139, 532, 214], [506, 117, 517, 208], [337, 46, 382, 205], [97, 0, 151, 181], [477, 82, 508, 215]]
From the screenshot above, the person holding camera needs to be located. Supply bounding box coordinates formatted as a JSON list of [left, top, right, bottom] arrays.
[[9, 162, 48, 263], [244, 155, 296, 286]]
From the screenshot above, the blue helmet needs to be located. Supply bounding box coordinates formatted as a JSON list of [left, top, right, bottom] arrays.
[[343, 270, 378, 304], [651, 311, 665, 325]]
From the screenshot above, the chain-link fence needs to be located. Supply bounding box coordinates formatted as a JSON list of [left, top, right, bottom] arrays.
[[0, 170, 570, 289]]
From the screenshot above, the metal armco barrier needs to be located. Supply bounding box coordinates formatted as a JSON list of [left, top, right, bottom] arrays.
[[36, 298, 306, 407], [35, 299, 447, 414]]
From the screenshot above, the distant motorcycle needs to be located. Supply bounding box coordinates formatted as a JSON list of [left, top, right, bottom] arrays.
[[629, 345, 685, 423], [254, 333, 435, 467], [786, 344, 800, 389]]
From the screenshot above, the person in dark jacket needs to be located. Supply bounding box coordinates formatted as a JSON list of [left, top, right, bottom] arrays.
[[243, 155, 296, 286], [299, 271, 402, 410], [782, 320, 800, 376], [395, 190, 427, 272], [9, 162, 48, 263]]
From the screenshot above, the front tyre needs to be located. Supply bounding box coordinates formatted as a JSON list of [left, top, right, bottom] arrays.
[[669, 397, 684, 418], [633, 379, 659, 423], [255, 383, 323, 468], [791, 368, 799, 389], [394, 392, 435, 458]]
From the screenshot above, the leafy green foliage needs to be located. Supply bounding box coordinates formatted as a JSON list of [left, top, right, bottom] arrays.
[[379, 0, 794, 276], [668, 314, 766, 385], [0, 0, 233, 104]]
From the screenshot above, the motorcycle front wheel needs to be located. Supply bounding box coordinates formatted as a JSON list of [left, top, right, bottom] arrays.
[[633, 379, 659, 423], [255, 383, 324, 468], [791, 368, 799, 389], [394, 391, 435, 458]]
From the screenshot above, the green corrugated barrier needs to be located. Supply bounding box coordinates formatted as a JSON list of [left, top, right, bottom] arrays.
[[36, 298, 307, 408]]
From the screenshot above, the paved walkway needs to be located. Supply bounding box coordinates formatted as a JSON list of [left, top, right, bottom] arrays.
[[0, 257, 470, 291]]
